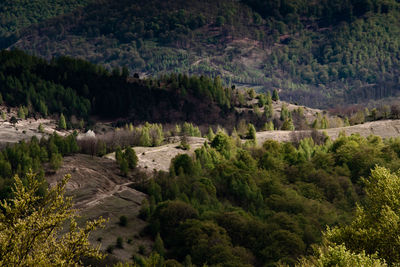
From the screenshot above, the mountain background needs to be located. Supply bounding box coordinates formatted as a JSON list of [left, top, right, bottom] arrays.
[[1, 0, 400, 108]]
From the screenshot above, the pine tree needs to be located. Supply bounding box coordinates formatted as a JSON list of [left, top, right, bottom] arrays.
[[272, 89, 279, 101], [207, 126, 215, 141], [140, 127, 152, 147], [59, 113, 67, 130], [125, 147, 138, 169], [281, 118, 295, 130], [119, 158, 129, 177], [264, 101, 273, 119], [280, 104, 289, 121], [18, 106, 25, 119], [247, 123, 257, 141], [265, 121, 274, 131], [153, 233, 165, 256]]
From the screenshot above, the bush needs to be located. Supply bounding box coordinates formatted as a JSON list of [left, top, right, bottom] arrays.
[[116, 237, 123, 249], [119, 215, 128, 227]]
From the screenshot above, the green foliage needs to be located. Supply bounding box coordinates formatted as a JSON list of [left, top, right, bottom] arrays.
[[38, 123, 44, 133], [296, 244, 387, 267], [141, 133, 400, 266], [0, 133, 78, 199], [153, 233, 165, 256], [0, 171, 104, 266], [17, 106, 25, 119], [115, 147, 138, 176], [171, 154, 195, 176], [272, 89, 279, 101], [281, 118, 295, 131], [181, 122, 201, 137], [246, 123, 257, 142], [3, 1, 400, 108], [125, 147, 138, 169], [325, 166, 400, 264], [0, 0, 90, 41], [211, 132, 232, 159], [0, 51, 244, 126], [49, 152, 63, 171], [58, 113, 67, 130], [206, 126, 215, 141]]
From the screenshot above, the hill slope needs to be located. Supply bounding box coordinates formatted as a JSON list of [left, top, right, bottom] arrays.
[[4, 0, 400, 108]]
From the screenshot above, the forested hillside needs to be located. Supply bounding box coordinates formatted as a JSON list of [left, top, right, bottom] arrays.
[[0, 0, 90, 47], [3, 0, 400, 108], [134, 131, 400, 266], [0, 50, 265, 128]]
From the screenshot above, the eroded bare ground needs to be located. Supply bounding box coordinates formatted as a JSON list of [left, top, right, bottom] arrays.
[[105, 136, 206, 173], [256, 119, 400, 144], [0, 106, 68, 145], [46, 154, 152, 261]]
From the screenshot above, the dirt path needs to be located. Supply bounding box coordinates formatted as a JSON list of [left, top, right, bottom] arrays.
[[73, 181, 134, 209], [46, 154, 152, 261]]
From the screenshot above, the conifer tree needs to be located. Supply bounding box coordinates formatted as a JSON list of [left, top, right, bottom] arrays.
[[18, 106, 25, 119], [272, 89, 279, 101], [125, 147, 138, 169], [281, 118, 295, 130], [207, 126, 215, 141], [140, 127, 152, 147], [153, 233, 165, 256], [59, 113, 67, 130], [247, 123, 257, 141]]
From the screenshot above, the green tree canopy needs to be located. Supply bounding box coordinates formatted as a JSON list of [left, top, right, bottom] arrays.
[[0, 171, 104, 266]]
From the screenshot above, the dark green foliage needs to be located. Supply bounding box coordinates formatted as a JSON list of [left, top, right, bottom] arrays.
[[124, 147, 138, 169], [58, 113, 67, 130], [0, 50, 255, 127], [119, 216, 128, 227], [171, 154, 195, 176], [115, 147, 138, 176], [0, 133, 78, 199], [9, 0, 265, 85], [246, 123, 256, 140], [211, 132, 232, 159], [272, 89, 279, 102], [141, 132, 400, 266], [153, 233, 165, 256], [116, 237, 123, 249], [3, 1, 400, 107], [0, 0, 90, 40]]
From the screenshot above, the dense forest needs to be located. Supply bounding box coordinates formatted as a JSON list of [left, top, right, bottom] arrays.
[[0, 50, 254, 127], [0, 0, 90, 48], [1, 0, 400, 107], [2, 50, 319, 131], [125, 130, 400, 266]]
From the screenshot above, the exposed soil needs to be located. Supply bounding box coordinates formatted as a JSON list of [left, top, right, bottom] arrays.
[[105, 136, 206, 173], [256, 119, 400, 144], [46, 154, 152, 261], [0, 106, 67, 145]]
